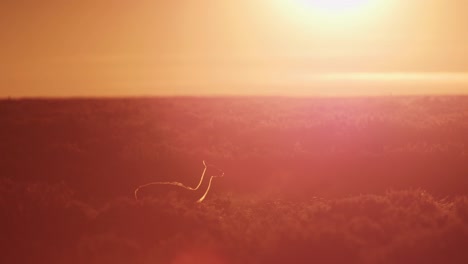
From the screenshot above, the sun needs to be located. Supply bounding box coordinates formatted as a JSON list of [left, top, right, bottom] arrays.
[[300, 0, 372, 13], [273, 0, 382, 30]]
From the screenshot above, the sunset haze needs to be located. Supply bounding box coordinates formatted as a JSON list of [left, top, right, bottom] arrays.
[[1, 0, 468, 97]]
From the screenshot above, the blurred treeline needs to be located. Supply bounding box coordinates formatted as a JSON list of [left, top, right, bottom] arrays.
[[1, 96, 467, 202]]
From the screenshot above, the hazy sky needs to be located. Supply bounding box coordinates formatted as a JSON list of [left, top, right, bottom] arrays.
[[1, 0, 468, 97]]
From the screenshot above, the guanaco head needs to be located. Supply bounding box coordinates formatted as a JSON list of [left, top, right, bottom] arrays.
[[204, 160, 225, 178]]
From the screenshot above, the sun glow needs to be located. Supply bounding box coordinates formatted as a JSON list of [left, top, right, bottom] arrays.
[[274, 0, 384, 30], [300, 0, 371, 13]]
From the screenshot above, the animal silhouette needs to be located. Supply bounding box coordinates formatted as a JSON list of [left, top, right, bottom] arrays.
[[134, 160, 224, 203]]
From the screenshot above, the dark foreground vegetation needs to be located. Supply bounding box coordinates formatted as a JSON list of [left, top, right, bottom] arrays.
[[1, 96, 468, 263], [2, 179, 468, 264]]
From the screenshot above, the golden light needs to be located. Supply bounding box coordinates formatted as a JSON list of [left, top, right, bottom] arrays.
[[299, 0, 372, 13], [273, 0, 386, 31]]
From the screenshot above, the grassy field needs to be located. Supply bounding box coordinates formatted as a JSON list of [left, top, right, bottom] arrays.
[[1, 96, 468, 263]]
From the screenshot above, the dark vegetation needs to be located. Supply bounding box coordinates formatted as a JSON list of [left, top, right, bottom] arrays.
[[1, 96, 468, 263]]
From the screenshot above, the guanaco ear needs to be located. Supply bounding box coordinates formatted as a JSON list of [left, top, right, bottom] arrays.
[[214, 168, 225, 178]]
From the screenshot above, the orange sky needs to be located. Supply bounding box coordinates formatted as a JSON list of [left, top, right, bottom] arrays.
[[1, 0, 468, 97]]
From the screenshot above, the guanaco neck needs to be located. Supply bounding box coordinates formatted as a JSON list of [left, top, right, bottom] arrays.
[[192, 163, 208, 190], [197, 176, 215, 203]]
